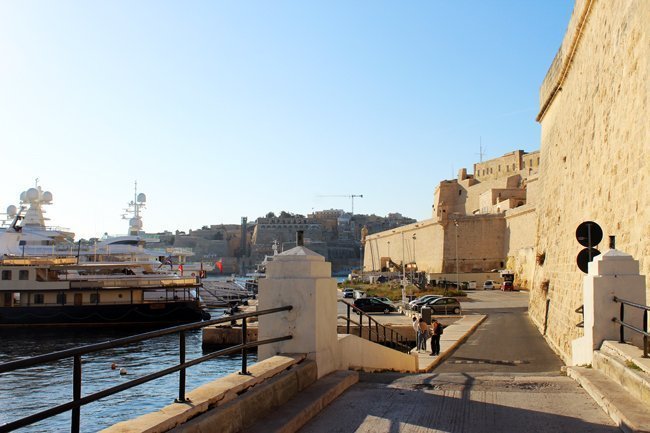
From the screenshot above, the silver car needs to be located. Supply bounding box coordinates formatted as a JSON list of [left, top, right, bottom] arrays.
[[419, 297, 461, 315]]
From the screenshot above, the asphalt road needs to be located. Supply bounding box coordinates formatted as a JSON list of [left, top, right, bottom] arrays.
[[299, 290, 617, 433], [436, 307, 563, 374], [435, 289, 563, 373]]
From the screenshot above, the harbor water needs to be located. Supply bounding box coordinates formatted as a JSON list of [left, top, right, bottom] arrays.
[[0, 307, 256, 433]]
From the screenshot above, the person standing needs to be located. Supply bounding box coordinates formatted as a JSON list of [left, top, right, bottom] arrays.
[[418, 318, 430, 352], [430, 318, 443, 356], [412, 316, 420, 352]]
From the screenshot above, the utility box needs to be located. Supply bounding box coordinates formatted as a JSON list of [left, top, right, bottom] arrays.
[[421, 307, 432, 325]]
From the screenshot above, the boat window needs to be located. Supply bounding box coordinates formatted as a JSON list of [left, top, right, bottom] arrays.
[[56, 293, 67, 305], [90, 293, 100, 304], [34, 294, 45, 304], [19, 270, 29, 280], [1, 270, 11, 280], [36, 269, 47, 281]]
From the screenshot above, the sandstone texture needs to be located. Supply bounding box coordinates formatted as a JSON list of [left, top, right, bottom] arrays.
[[530, 0, 650, 362]]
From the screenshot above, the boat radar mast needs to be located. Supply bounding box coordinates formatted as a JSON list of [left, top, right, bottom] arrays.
[[16, 179, 54, 229], [122, 181, 147, 236]]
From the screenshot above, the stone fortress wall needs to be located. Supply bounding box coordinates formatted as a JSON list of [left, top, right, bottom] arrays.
[[365, 150, 539, 286], [529, 0, 649, 363], [473, 150, 541, 182]]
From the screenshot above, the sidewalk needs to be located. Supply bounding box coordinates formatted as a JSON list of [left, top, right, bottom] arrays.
[[410, 314, 487, 372]]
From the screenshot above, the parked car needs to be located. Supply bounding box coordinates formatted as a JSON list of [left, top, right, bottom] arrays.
[[408, 295, 442, 309], [342, 288, 354, 298], [418, 297, 462, 315], [483, 280, 495, 290], [374, 296, 395, 306], [500, 281, 514, 291], [354, 297, 397, 314]]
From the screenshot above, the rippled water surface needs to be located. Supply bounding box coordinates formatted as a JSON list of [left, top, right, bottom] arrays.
[[0, 308, 256, 432]]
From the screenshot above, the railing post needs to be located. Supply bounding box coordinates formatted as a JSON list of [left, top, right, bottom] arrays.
[[619, 302, 625, 343], [358, 311, 362, 337], [176, 331, 186, 402], [346, 304, 350, 334], [240, 317, 250, 375], [643, 310, 648, 358], [71, 355, 81, 433]]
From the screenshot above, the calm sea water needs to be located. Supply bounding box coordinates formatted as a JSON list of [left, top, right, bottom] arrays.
[[0, 307, 256, 433]]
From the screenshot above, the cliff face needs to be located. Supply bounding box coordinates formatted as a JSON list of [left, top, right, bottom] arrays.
[[530, 0, 650, 362]]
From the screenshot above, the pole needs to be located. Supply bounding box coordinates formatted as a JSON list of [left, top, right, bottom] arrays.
[[454, 220, 459, 290], [401, 233, 406, 305], [358, 244, 362, 276]]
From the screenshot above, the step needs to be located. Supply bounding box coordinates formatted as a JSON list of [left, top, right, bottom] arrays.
[[567, 366, 650, 433], [593, 348, 650, 405], [244, 370, 359, 433], [601, 340, 650, 375]]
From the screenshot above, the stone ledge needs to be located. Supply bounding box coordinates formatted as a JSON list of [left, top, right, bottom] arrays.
[[566, 366, 650, 433], [243, 370, 359, 433], [593, 349, 650, 405], [601, 340, 650, 376], [101, 354, 307, 433], [168, 358, 318, 433]]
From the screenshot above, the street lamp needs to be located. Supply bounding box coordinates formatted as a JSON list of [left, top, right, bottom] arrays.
[[454, 219, 459, 290], [411, 233, 416, 279], [411, 233, 416, 300], [401, 232, 406, 305]]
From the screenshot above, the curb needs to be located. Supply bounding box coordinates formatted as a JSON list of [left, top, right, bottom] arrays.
[[422, 314, 487, 372]]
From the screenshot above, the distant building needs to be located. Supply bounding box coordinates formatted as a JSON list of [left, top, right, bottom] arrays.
[[365, 149, 538, 282]]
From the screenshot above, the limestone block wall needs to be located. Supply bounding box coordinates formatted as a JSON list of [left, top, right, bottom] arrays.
[[363, 219, 445, 274], [504, 205, 537, 289], [530, 0, 650, 362], [444, 215, 506, 273], [434, 175, 525, 219], [364, 215, 507, 275], [474, 150, 526, 182]]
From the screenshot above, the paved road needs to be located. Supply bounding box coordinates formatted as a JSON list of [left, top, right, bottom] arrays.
[[300, 291, 617, 433], [438, 307, 562, 374], [300, 372, 618, 433]]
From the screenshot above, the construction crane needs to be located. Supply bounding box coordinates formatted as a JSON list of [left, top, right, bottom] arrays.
[[317, 194, 364, 215]]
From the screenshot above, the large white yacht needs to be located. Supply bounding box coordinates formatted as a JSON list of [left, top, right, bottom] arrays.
[[0, 183, 209, 326]]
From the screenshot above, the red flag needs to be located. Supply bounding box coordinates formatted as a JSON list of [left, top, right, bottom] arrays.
[[215, 260, 223, 273], [178, 264, 184, 276]]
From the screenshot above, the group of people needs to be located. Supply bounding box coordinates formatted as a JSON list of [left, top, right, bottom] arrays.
[[412, 316, 443, 356]]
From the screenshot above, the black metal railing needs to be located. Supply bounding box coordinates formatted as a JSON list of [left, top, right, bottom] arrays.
[[0, 305, 293, 433], [612, 296, 649, 358], [575, 304, 584, 328], [337, 300, 411, 353]]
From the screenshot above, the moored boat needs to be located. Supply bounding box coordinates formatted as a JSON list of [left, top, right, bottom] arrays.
[[0, 256, 209, 327]]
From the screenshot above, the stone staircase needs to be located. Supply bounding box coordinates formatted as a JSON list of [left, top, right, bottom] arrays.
[[566, 341, 650, 433]]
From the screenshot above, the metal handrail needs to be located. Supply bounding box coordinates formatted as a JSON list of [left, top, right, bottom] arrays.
[[337, 300, 411, 352], [612, 296, 649, 358], [0, 305, 293, 433], [575, 304, 584, 328]]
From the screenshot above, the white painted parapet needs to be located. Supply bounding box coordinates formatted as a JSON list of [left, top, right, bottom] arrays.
[[571, 248, 647, 366], [257, 245, 339, 378]]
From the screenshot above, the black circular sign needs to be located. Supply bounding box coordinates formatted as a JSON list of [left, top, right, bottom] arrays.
[[577, 248, 601, 274], [576, 221, 603, 247]]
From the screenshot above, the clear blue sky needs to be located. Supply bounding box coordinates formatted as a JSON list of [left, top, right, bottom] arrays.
[[0, 1, 574, 239]]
